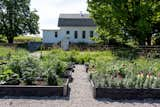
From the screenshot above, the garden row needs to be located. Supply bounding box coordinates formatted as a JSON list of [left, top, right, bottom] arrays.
[[0, 48, 116, 97], [0, 48, 76, 97], [1, 47, 160, 99], [89, 59, 160, 99], [40, 50, 160, 100]]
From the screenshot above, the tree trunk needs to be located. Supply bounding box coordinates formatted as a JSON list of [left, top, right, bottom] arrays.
[[7, 36, 14, 44], [147, 36, 151, 46], [138, 39, 145, 46]]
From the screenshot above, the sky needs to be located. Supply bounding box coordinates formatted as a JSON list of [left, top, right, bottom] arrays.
[[30, 0, 88, 31]]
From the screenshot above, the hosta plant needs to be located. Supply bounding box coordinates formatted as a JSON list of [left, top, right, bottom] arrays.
[[0, 67, 20, 85]]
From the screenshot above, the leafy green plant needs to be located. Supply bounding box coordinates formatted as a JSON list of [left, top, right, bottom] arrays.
[[54, 61, 67, 76], [9, 57, 43, 85], [47, 70, 58, 86], [0, 68, 20, 85], [22, 71, 35, 85], [9, 58, 24, 78], [5, 73, 20, 85]]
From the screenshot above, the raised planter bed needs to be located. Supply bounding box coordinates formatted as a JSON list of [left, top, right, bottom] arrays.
[[90, 80, 160, 100], [0, 79, 69, 97]]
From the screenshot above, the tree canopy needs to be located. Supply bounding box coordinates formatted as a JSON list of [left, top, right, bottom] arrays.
[[88, 0, 160, 45], [0, 0, 39, 43]]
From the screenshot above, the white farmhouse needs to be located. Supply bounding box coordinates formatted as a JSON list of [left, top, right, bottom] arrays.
[[42, 14, 97, 44]]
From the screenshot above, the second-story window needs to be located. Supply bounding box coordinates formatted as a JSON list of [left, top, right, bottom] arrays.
[[82, 31, 86, 39], [74, 31, 78, 39], [55, 32, 58, 38], [90, 31, 94, 38], [66, 31, 70, 35]]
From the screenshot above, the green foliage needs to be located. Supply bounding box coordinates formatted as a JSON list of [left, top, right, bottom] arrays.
[[88, 0, 160, 45], [0, 46, 29, 58], [112, 48, 138, 60], [9, 58, 23, 78], [9, 57, 42, 85], [0, 46, 15, 57], [3, 47, 160, 88], [22, 71, 35, 85], [14, 36, 42, 43], [54, 61, 67, 76], [5, 49, 73, 86], [0, 0, 39, 43], [91, 59, 160, 88], [46, 49, 115, 65], [0, 67, 20, 85], [0, 35, 7, 43], [6, 54, 70, 85], [47, 70, 58, 86]]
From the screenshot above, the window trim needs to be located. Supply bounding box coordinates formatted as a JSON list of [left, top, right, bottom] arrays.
[[90, 31, 94, 38], [82, 31, 86, 39], [74, 31, 78, 39], [66, 31, 70, 35], [55, 32, 58, 38]]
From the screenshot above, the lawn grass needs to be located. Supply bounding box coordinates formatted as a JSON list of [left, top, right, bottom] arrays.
[[0, 46, 29, 58], [0, 46, 15, 57]]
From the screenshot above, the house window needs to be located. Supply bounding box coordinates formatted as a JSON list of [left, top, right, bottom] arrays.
[[82, 31, 86, 39], [74, 31, 78, 39], [90, 31, 94, 38], [55, 32, 58, 38], [66, 31, 70, 35]]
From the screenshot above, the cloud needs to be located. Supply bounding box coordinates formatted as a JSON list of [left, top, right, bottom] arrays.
[[30, 0, 88, 30]]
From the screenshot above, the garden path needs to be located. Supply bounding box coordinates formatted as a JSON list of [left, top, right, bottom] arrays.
[[69, 65, 98, 106], [30, 52, 41, 58], [0, 65, 160, 107]]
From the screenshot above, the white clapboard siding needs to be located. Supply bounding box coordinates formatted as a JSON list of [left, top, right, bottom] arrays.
[[59, 27, 97, 44], [42, 26, 97, 44], [43, 30, 60, 44]]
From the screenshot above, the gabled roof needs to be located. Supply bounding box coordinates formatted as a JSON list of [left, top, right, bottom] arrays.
[[59, 14, 90, 19], [58, 14, 96, 27]]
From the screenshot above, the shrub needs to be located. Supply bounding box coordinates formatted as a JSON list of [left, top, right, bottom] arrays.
[[9, 57, 43, 85], [14, 36, 42, 43]]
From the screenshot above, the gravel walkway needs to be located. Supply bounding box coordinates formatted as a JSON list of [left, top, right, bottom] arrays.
[[0, 65, 160, 107], [30, 52, 41, 58]]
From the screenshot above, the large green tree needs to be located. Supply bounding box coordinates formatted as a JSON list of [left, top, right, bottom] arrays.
[[0, 0, 39, 43], [88, 0, 160, 45]]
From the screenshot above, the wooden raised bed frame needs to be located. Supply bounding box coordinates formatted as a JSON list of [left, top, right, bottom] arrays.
[[0, 79, 69, 97], [90, 80, 160, 100]]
